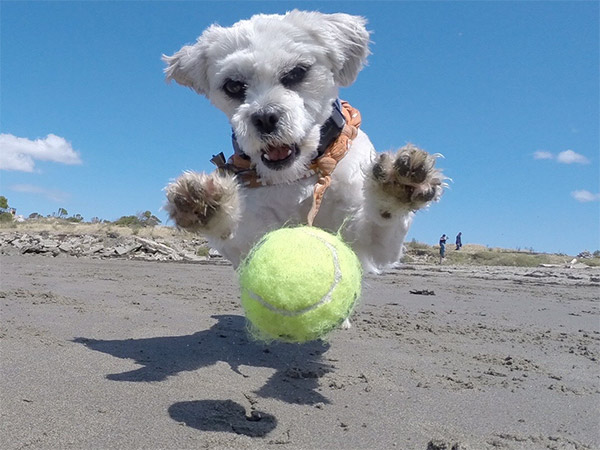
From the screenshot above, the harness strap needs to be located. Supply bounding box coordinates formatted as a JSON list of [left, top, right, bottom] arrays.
[[306, 101, 360, 225]]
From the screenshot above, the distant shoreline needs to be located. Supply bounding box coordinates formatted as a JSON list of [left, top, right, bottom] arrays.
[[1, 219, 599, 268]]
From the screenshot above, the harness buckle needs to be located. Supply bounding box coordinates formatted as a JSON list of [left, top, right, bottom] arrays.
[[315, 99, 346, 159]]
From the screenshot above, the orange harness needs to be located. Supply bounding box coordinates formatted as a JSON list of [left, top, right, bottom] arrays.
[[211, 101, 361, 225]]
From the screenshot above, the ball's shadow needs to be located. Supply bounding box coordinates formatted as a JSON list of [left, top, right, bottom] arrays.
[[74, 315, 333, 436], [168, 399, 277, 437]]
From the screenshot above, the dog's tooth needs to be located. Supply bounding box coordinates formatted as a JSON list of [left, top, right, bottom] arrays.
[[286, 149, 292, 156], [264, 154, 271, 161]]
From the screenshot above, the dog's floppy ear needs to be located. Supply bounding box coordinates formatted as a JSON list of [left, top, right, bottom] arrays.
[[285, 10, 371, 87], [162, 25, 224, 95], [163, 44, 208, 95]]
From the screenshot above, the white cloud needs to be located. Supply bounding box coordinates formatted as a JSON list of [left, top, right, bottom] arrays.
[[533, 151, 554, 160], [0, 133, 82, 172], [9, 184, 70, 203], [533, 149, 591, 165], [557, 150, 589, 165], [571, 190, 600, 203]]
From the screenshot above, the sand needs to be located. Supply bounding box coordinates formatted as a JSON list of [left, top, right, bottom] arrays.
[[1, 255, 598, 449]]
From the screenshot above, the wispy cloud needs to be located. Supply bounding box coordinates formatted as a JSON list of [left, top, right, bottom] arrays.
[[533, 149, 590, 164], [0, 133, 82, 172], [571, 190, 600, 203], [533, 151, 554, 160], [9, 184, 70, 203]]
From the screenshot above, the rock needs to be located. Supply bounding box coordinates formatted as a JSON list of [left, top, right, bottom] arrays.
[[11, 239, 27, 250], [409, 289, 436, 295], [39, 239, 59, 248], [182, 253, 209, 262], [209, 248, 222, 257], [83, 244, 104, 256], [114, 243, 141, 256], [0, 230, 224, 264], [59, 243, 73, 252], [426, 440, 469, 450]]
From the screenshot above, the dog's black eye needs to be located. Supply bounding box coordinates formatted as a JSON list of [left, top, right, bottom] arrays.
[[281, 65, 308, 87], [223, 79, 246, 99]]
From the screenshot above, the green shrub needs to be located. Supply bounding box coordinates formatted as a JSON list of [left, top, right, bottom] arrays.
[[113, 211, 161, 228], [585, 258, 600, 267], [406, 239, 431, 251], [196, 246, 210, 257], [114, 215, 142, 227], [0, 212, 14, 223]]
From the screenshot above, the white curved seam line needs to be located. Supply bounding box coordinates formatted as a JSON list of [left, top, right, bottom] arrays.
[[246, 232, 342, 317]]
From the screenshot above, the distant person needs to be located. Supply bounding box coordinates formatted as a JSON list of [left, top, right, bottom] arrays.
[[456, 232, 462, 250], [439, 234, 448, 264]]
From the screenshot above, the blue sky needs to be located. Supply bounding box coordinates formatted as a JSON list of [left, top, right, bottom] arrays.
[[1, 1, 598, 255]]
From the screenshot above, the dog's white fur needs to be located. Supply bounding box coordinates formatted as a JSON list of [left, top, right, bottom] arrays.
[[163, 11, 443, 273]]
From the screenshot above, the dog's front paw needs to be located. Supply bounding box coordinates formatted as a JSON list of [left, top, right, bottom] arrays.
[[165, 171, 240, 238], [371, 144, 443, 212]]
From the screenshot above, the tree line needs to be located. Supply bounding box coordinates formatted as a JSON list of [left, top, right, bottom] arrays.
[[0, 196, 161, 227]]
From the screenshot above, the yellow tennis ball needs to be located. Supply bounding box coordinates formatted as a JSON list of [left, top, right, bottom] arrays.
[[238, 226, 362, 343]]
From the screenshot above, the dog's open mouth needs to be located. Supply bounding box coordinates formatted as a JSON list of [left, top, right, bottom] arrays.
[[261, 144, 300, 170]]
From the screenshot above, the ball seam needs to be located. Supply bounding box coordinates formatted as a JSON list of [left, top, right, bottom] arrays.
[[244, 230, 342, 317]]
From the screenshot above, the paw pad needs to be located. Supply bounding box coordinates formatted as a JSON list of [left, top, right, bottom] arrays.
[[371, 144, 443, 210]]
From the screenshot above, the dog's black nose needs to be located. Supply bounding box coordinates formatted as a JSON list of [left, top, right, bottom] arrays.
[[251, 111, 279, 134]]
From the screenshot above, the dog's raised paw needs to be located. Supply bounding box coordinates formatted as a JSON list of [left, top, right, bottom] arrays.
[[372, 144, 443, 211], [165, 171, 240, 237]]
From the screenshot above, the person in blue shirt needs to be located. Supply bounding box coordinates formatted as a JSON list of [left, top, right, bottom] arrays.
[[439, 234, 448, 264]]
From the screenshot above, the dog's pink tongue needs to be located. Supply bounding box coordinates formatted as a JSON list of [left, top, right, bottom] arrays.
[[266, 145, 291, 161]]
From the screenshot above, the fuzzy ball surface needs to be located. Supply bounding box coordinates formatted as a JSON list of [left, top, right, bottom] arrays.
[[238, 226, 362, 343]]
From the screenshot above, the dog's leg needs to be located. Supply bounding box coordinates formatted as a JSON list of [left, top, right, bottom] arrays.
[[165, 171, 241, 240], [341, 317, 352, 330], [347, 144, 443, 272]]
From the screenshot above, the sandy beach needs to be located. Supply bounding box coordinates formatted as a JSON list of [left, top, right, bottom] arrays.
[[1, 254, 598, 449]]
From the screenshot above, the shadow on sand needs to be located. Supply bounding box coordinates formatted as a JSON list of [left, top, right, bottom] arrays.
[[74, 314, 333, 436], [168, 399, 278, 437]]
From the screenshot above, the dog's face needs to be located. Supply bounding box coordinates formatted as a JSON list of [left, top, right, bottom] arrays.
[[164, 10, 370, 184]]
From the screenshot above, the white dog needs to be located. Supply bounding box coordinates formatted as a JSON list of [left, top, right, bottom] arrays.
[[163, 10, 444, 273]]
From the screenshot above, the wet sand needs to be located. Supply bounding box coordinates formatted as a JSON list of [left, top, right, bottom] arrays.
[[1, 255, 598, 449]]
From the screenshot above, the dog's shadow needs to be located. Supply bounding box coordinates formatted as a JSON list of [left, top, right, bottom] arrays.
[[73, 314, 333, 408]]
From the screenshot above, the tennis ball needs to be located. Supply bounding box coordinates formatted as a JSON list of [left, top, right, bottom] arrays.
[[238, 226, 362, 343]]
